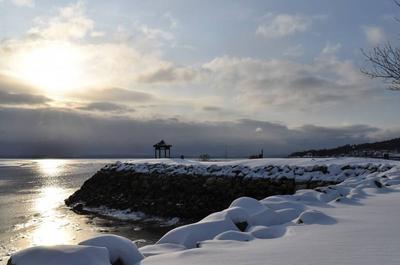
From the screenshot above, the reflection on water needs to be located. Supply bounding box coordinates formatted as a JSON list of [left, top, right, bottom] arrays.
[[0, 159, 170, 265], [32, 186, 71, 245], [37, 159, 67, 177]]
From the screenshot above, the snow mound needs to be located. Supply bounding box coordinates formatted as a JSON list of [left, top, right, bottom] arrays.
[[156, 217, 237, 248], [296, 210, 337, 225], [248, 225, 287, 239], [139, 243, 186, 257], [229, 197, 266, 216], [79, 234, 144, 265], [214, 230, 254, 241], [8, 245, 111, 265]]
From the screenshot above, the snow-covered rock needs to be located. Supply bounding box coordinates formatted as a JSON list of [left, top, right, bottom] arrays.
[[296, 210, 336, 225], [8, 245, 111, 265], [79, 234, 144, 265], [99, 158, 395, 183], [156, 216, 238, 248]]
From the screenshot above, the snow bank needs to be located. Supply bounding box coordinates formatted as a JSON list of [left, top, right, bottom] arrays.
[[141, 158, 400, 253], [8, 245, 111, 265]]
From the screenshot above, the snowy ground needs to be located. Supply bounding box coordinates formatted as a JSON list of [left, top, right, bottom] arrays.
[[143, 186, 400, 265], [8, 158, 400, 265]]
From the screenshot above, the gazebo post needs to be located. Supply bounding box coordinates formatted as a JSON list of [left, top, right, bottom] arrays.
[[153, 140, 172, 159]]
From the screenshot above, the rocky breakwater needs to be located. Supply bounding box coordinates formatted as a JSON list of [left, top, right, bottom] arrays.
[[65, 161, 392, 221]]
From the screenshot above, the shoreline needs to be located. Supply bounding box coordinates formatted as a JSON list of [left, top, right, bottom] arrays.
[[8, 157, 400, 265]]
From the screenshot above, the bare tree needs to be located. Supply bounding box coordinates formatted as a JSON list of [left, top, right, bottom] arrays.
[[361, 43, 400, 90], [361, 1, 400, 90]]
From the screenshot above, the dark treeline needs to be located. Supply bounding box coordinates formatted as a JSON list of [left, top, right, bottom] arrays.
[[290, 138, 400, 157]]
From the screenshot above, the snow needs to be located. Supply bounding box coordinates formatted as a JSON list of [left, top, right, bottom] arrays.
[[214, 230, 254, 242], [140, 159, 400, 265], [8, 158, 400, 265], [79, 234, 144, 265], [139, 244, 186, 257], [156, 214, 238, 248], [142, 191, 400, 265], [101, 157, 395, 183], [81, 206, 180, 226], [8, 245, 111, 265]]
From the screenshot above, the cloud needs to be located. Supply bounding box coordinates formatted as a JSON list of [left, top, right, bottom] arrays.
[[203, 106, 222, 112], [0, 73, 39, 93], [0, 1, 388, 124], [363, 26, 386, 45], [320, 43, 342, 57], [0, 107, 390, 158], [70, 87, 155, 103], [116, 22, 176, 50], [201, 48, 380, 109], [139, 25, 174, 42], [256, 13, 312, 38], [137, 65, 196, 83], [28, 1, 94, 40], [10, 0, 33, 7], [0, 2, 179, 94], [0, 90, 50, 105], [163, 12, 179, 29], [78, 101, 133, 113], [284, 44, 305, 58]]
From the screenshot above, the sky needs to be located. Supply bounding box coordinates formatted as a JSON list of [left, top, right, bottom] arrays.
[[0, 0, 400, 158]]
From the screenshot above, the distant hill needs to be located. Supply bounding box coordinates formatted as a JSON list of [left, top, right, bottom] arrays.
[[289, 138, 400, 158]]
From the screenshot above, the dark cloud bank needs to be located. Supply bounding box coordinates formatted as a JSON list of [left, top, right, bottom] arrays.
[[0, 107, 391, 158]]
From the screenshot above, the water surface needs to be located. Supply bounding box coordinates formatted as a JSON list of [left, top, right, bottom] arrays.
[[0, 159, 169, 264]]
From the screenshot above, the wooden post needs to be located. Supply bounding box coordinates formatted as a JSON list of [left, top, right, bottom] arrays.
[[155, 148, 157, 158]]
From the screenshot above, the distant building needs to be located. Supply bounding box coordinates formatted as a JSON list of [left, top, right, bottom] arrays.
[[249, 149, 263, 159], [153, 140, 172, 158]]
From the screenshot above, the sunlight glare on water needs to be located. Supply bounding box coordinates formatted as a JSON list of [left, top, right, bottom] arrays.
[[31, 160, 74, 245], [37, 159, 67, 177], [32, 186, 72, 245]]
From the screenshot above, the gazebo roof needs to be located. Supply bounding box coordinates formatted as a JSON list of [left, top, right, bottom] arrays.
[[153, 140, 172, 148]]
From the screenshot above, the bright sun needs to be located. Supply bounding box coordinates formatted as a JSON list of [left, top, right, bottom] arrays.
[[14, 42, 86, 96]]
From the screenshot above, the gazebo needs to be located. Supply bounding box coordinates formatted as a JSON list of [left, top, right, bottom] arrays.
[[153, 140, 172, 158]]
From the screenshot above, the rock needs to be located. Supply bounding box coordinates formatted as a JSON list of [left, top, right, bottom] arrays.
[[72, 203, 84, 213], [234, 221, 248, 232], [374, 180, 383, 188], [66, 162, 387, 220]]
